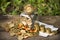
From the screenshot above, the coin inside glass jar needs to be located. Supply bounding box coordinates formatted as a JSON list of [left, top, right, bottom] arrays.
[[40, 25, 45, 32]]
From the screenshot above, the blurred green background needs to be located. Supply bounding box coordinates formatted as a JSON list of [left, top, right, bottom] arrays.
[[0, 0, 60, 15]]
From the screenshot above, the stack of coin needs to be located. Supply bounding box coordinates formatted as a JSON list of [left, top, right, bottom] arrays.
[[40, 25, 45, 32], [50, 31, 58, 35], [45, 28, 51, 34], [34, 23, 39, 30], [33, 23, 39, 36]]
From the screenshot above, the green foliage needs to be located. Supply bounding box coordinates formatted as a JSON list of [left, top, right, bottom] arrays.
[[0, 0, 60, 15], [0, 0, 11, 14]]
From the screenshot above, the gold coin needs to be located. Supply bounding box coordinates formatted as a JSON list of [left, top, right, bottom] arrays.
[[51, 31, 58, 35], [40, 25, 45, 32], [45, 28, 51, 34]]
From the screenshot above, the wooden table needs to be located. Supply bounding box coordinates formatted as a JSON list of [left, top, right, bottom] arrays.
[[0, 15, 60, 40]]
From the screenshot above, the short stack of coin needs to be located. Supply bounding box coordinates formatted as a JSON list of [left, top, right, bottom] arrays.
[[40, 25, 45, 32], [39, 25, 58, 35]]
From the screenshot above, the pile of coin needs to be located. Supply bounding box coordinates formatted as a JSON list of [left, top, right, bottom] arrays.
[[4, 21, 58, 40]]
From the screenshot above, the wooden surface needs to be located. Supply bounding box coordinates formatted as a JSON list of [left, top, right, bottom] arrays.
[[0, 15, 60, 40]]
